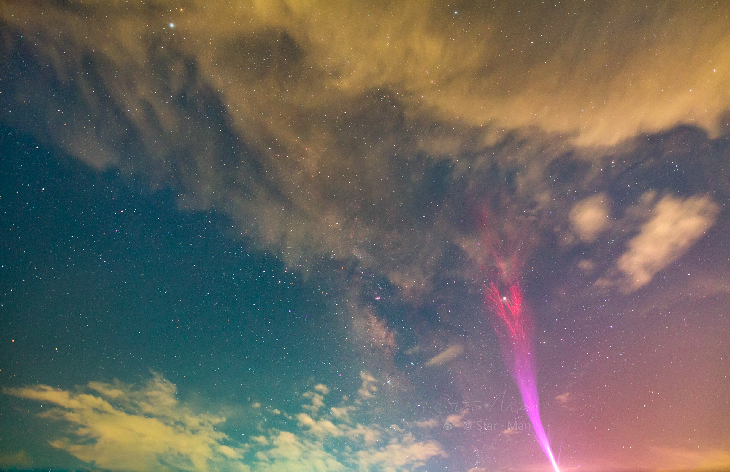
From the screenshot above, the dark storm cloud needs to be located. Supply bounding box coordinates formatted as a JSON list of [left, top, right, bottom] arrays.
[[1, 0, 729, 299]]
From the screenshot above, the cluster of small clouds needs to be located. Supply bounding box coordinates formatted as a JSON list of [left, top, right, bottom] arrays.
[[4, 372, 446, 471]]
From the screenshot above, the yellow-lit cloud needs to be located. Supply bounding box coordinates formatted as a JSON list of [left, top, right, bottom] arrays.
[[0, 450, 32, 469], [4, 374, 245, 472], [649, 446, 730, 471], [355, 433, 446, 471], [4, 372, 446, 471], [1, 0, 729, 296]]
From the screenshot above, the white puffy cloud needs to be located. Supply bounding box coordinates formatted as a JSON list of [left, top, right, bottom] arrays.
[[615, 194, 719, 290], [570, 194, 611, 242]]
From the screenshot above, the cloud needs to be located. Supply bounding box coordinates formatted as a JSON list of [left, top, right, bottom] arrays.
[[254, 378, 446, 471], [570, 194, 611, 241], [2, 0, 730, 300], [301, 390, 326, 415], [648, 446, 730, 471], [614, 194, 719, 290], [43, 3, 730, 144], [4, 373, 245, 472], [425, 344, 463, 366], [4, 372, 446, 471], [554, 392, 570, 404], [355, 433, 446, 472], [357, 371, 378, 401], [0, 450, 32, 469], [252, 430, 345, 471]]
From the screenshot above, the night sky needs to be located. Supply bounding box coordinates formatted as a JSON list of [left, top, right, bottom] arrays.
[[1, 2, 729, 471]]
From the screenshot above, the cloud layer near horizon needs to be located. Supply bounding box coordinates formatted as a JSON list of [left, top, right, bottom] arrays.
[[6, 369, 730, 472], [4, 372, 445, 471]]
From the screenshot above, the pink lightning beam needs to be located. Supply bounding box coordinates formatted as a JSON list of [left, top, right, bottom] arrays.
[[486, 281, 561, 472]]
